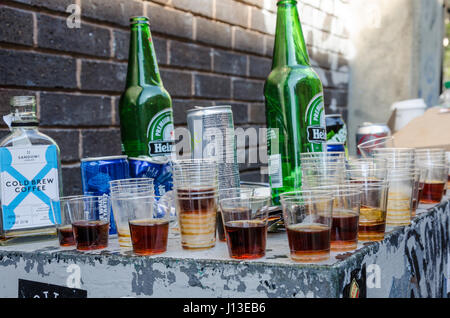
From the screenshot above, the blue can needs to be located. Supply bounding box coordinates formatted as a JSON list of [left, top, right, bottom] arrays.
[[80, 155, 130, 235], [128, 156, 173, 197], [326, 143, 345, 153]]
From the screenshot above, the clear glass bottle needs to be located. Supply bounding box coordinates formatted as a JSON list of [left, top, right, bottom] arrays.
[[0, 96, 62, 245]]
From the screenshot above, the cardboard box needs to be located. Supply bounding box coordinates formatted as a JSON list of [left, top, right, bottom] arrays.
[[392, 107, 450, 151]]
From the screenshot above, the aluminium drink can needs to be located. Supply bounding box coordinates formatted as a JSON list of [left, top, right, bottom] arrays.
[[80, 155, 130, 235], [128, 156, 173, 196], [186, 105, 240, 190], [356, 122, 391, 157]]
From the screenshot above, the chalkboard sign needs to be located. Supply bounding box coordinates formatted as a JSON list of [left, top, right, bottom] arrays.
[[18, 279, 87, 298]]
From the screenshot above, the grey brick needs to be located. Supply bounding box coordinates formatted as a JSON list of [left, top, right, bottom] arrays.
[[147, 2, 193, 40], [153, 37, 168, 65], [38, 14, 111, 57], [249, 56, 271, 79], [11, 0, 74, 12], [250, 7, 276, 35], [113, 29, 129, 61], [234, 28, 265, 55], [232, 79, 264, 102], [213, 49, 247, 76], [309, 48, 332, 70], [40, 92, 114, 126], [62, 165, 83, 196], [172, 0, 213, 17], [0, 50, 77, 89], [194, 74, 231, 99], [172, 99, 213, 125], [80, 60, 127, 92], [264, 35, 274, 57], [215, 0, 249, 28], [0, 7, 34, 47], [196, 17, 232, 49], [113, 31, 167, 65], [241, 0, 277, 12], [81, 129, 122, 158], [81, 0, 143, 26], [40, 129, 80, 162], [160, 70, 192, 98], [170, 40, 211, 71], [213, 101, 249, 124], [249, 103, 266, 124]]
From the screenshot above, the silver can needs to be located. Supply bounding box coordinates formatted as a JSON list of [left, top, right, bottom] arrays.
[[356, 122, 391, 157], [186, 105, 240, 189]]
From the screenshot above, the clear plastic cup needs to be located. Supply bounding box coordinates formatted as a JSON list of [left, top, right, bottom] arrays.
[[280, 190, 334, 262], [220, 196, 271, 259]]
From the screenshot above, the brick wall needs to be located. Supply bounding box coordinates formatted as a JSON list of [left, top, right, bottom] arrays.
[[0, 0, 350, 195]]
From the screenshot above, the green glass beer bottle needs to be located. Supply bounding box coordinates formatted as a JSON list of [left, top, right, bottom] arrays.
[[264, 0, 327, 203], [119, 16, 174, 158]]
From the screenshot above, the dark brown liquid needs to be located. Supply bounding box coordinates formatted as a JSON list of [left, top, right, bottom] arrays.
[[57, 225, 75, 246], [72, 220, 109, 251], [177, 188, 217, 213], [420, 182, 445, 204], [418, 184, 424, 202], [177, 187, 217, 249], [330, 212, 359, 251], [217, 211, 226, 242], [225, 220, 267, 259], [286, 224, 330, 262], [411, 198, 417, 218], [129, 219, 169, 255]]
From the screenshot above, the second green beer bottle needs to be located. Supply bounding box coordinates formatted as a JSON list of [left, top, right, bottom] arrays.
[[265, 0, 327, 203], [119, 17, 174, 158]]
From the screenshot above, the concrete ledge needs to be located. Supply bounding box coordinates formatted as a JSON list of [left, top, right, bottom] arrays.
[[0, 199, 449, 298]]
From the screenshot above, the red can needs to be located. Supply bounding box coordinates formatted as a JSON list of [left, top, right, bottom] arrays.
[[356, 123, 391, 157]]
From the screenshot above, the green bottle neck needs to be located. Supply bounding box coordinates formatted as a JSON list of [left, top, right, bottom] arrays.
[[272, 0, 310, 68], [126, 22, 162, 87]]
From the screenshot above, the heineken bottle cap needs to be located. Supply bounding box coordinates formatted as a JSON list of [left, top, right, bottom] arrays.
[[130, 16, 150, 25]]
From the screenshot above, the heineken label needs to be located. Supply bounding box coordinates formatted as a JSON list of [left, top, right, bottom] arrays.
[[146, 109, 175, 157], [0, 145, 60, 231], [305, 93, 326, 151]]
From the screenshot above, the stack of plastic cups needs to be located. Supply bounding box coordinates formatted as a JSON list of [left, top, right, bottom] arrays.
[[300, 152, 346, 188], [172, 159, 219, 250], [109, 178, 155, 248], [302, 184, 362, 252], [373, 148, 417, 226], [345, 165, 389, 242], [415, 149, 447, 205]]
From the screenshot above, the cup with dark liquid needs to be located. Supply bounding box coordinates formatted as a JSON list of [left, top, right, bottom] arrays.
[[54, 195, 83, 247], [173, 159, 218, 250], [112, 194, 169, 256], [305, 185, 361, 252], [280, 190, 334, 263], [418, 163, 447, 205], [110, 178, 154, 248], [219, 196, 271, 260], [217, 188, 254, 242], [67, 196, 111, 251]]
